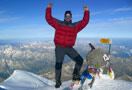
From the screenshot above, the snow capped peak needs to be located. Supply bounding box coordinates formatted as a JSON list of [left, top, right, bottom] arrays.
[[3, 47, 16, 57]]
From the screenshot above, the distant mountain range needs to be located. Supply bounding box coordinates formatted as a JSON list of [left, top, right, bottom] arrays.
[[0, 38, 132, 82]]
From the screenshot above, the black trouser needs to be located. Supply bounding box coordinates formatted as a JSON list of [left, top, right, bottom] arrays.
[[55, 45, 83, 82]]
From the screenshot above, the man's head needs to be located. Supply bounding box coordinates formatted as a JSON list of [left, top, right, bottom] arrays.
[[64, 11, 72, 23]]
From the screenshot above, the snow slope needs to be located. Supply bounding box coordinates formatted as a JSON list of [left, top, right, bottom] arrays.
[[0, 70, 132, 90]]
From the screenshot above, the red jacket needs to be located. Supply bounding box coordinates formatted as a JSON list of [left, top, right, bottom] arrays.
[[45, 7, 90, 47]]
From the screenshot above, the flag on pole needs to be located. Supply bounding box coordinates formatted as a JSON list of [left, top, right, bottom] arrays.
[[100, 38, 112, 44]]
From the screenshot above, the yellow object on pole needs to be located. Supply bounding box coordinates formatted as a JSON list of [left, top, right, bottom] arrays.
[[100, 38, 112, 44]]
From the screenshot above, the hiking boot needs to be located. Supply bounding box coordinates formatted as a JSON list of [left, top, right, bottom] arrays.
[[72, 74, 81, 81], [55, 81, 62, 88]]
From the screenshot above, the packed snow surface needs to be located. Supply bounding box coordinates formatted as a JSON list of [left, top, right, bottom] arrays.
[[0, 70, 132, 90]]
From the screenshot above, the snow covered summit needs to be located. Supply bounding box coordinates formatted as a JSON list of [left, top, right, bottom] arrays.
[[0, 70, 132, 90]]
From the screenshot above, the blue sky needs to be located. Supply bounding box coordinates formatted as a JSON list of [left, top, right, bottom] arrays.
[[0, 0, 132, 39]]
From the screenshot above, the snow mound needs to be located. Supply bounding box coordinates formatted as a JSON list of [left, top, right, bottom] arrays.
[[0, 70, 55, 90], [0, 70, 132, 90]]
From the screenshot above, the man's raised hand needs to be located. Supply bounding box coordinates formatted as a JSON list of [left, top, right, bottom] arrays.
[[84, 5, 88, 11], [47, 3, 52, 8]]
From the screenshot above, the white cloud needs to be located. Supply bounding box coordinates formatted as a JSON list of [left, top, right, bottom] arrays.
[[0, 25, 54, 39], [107, 17, 132, 24], [0, 16, 20, 23], [0, 10, 21, 23], [89, 17, 132, 29], [91, 7, 132, 16], [114, 7, 132, 12]]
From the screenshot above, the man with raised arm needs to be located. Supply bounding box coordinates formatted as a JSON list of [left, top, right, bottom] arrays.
[[45, 3, 90, 88]]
